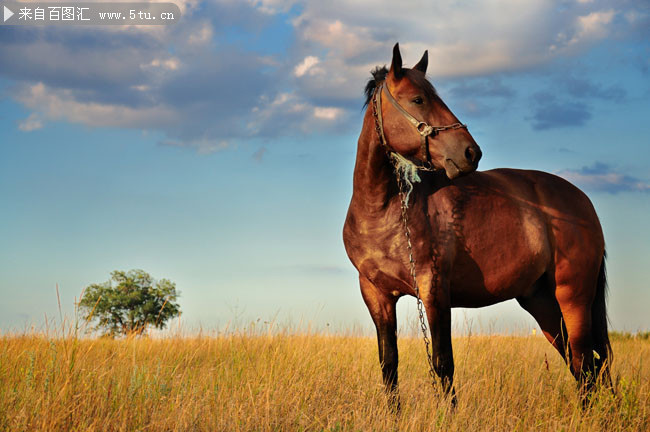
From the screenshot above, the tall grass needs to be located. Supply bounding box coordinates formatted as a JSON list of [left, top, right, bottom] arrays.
[[1, 327, 648, 431]]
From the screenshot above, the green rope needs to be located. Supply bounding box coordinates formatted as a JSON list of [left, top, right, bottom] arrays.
[[390, 152, 421, 206]]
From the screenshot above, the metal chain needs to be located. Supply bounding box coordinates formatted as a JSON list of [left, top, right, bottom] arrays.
[[433, 123, 466, 133], [372, 87, 438, 387], [395, 176, 438, 387]]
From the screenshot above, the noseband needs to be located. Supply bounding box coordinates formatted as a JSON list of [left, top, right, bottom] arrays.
[[372, 82, 467, 171]]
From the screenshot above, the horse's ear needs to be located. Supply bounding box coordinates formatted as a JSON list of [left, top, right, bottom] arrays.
[[414, 50, 428, 74], [390, 43, 403, 79]]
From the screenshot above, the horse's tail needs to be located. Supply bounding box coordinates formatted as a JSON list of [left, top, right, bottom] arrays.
[[592, 251, 612, 385]]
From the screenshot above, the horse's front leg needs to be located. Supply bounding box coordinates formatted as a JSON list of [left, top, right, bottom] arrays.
[[359, 275, 400, 412], [423, 280, 456, 404]]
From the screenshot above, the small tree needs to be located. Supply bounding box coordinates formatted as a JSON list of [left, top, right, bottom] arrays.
[[79, 269, 181, 337]]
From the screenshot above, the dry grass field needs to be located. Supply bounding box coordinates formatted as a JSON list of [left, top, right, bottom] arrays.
[[1, 327, 648, 431]]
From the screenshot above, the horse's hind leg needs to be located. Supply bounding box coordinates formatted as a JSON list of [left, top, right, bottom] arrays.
[[359, 276, 400, 411], [516, 279, 569, 362], [555, 281, 597, 395]]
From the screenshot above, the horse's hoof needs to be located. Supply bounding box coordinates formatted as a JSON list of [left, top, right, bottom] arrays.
[[388, 395, 401, 415]]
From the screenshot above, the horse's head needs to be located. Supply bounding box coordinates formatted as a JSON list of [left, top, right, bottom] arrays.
[[369, 43, 482, 179]]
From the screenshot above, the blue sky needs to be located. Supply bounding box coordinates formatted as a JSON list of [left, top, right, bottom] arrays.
[[1, 0, 649, 333]]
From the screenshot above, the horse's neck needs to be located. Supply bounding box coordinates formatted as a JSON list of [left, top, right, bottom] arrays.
[[351, 111, 396, 211]]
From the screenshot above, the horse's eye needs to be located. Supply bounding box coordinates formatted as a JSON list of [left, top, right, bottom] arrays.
[[412, 97, 424, 105]]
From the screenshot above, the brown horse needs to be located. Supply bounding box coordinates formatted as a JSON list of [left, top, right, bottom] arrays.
[[343, 44, 611, 408]]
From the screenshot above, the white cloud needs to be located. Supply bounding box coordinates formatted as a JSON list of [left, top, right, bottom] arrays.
[[265, 0, 635, 112], [2, 0, 646, 147], [249, 0, 296, 14], [173, 0, 201, 15], [248, 91, 351, 135], [147, 57, 181, 71], [557, 163, 650, 194], [296, 18, 382, 61], [294, 56, 321, 77], [569, 10, 616, 46], [287, 0, 559, 79], [313, 107, 342, 120], [18, 113, 43, 132], [16, 83, 176, 129], [187, 22, 213, 45]]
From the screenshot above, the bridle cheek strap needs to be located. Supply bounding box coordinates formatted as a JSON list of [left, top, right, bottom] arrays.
[[374, 82, 467, 169]]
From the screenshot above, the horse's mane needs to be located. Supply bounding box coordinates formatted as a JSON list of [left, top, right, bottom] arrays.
[[363, 65, 438, 109], [363, 66, 388, 108]]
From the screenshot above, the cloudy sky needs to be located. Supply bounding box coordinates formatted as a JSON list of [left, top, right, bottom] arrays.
[[1, 0, 649, 333]]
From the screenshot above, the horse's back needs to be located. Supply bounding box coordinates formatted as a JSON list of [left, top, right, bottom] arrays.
[[481, 168, 604, 251], [485, 168, 601, 222], [463, 168, 602, 233]]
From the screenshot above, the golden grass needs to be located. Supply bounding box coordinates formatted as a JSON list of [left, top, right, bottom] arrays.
[[1, 330, 648, 431]]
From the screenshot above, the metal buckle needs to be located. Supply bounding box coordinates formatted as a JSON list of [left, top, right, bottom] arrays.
[[416, 122, 434, 136]]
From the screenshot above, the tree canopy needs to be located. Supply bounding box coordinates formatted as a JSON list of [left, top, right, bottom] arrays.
[[79, 269, 181, 337]]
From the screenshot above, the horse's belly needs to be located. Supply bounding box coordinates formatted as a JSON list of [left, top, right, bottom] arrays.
[[450, 249, 548, 307], [450, 259, 545, 308]]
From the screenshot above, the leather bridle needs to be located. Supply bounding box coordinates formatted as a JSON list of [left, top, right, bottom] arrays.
[[372, 82, 467, 171]]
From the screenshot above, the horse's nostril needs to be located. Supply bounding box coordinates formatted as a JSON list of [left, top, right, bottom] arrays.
[[465, 146, 475, 163], [465, 146, 482, 165]]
